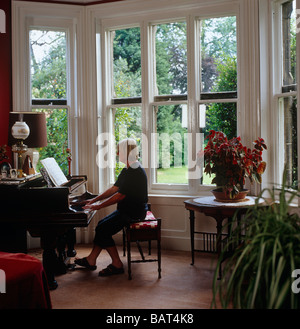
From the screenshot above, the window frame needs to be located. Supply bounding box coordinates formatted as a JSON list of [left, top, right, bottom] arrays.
[[98, 4, 240, 196], [12, 6, 81, 176], [28, 26, 72, 174], [27, 21, 77, 170], [271, 0, 298, 190], [13, 0, 271, 199]]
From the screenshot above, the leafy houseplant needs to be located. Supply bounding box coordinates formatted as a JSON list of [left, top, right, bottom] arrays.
[[0, 145, 8, 163], [204, 130, 267, 199], [212, 169, 300, 309], [0, 145, 11, 175]]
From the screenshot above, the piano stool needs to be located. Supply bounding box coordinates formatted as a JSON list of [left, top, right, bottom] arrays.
[[122, 207, 161, 280]]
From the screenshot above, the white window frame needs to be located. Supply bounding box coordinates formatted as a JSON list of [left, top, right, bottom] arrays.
[[259, 0, 300, 202], [12, 0, 264, 199], [28, 25, 74, 173], [96, 1, 240, 196], [149, 18, 190, 194], [12, 2, 83, 176], [272, 0, 298, 189], [297, 0, 300, 195]]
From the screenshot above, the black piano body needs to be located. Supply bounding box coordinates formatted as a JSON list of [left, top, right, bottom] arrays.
[[0, 174, 97, 289]]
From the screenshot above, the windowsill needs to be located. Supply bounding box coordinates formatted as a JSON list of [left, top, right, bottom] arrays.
[[148, 188, 214, 199], [149, 193, 197, 199]]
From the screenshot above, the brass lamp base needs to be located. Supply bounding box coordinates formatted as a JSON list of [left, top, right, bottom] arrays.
[[12, 140, 28, 178]]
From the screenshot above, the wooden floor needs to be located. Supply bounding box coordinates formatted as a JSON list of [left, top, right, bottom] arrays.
[[29, 244, 220, 309]]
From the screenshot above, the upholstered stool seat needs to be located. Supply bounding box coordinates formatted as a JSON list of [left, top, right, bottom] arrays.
[[123, 209, 161, 280]]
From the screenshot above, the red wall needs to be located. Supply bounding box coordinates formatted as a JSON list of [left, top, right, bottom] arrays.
[[0, 0, 11, 148]]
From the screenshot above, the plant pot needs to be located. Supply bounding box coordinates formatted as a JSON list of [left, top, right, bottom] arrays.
[[211, 188, 250, 203]]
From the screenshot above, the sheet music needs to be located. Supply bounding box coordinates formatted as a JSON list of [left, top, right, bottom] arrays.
[[40, 157, 68, 187]]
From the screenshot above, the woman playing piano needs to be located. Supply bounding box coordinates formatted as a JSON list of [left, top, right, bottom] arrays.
[[74, 138, 148, 276]]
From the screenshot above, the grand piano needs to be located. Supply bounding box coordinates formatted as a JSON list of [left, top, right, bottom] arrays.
[[0, 173, 97, 289]]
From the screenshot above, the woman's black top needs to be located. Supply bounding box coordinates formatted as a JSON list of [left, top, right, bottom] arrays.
[[114, 162, 148, 219]]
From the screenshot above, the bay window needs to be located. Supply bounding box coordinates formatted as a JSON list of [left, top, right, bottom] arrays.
[[102, 12, 238, 194], [14, 0, 293, 249]]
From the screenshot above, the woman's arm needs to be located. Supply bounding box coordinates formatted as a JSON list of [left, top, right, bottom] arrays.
[[83, 191, 125, 211], [79, 185, 119, 206], [89, 185, 119, 203]]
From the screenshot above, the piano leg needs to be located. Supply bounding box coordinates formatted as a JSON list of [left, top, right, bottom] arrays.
[[40, 232, 59, 290], [55, 237, 68, 275], [56, 228, 77, 271], [66, 228, 77, 257]]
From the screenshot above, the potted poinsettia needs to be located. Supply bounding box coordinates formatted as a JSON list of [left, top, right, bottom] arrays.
[[204, 130, 267, 200]]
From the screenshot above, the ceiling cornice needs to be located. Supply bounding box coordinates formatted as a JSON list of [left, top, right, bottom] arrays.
[[13, 0, 124, 6]]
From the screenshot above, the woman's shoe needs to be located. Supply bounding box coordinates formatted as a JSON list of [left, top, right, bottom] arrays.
[[98, 264, 124, 276], [74, 257, 97, 270]]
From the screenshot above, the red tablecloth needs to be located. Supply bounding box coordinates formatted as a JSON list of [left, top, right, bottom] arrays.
[[0, 252, 52, 309]]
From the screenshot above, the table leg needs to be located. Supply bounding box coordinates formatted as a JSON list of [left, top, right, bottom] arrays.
[[214, 215, 224, 280], [189, 210, 195, 265]]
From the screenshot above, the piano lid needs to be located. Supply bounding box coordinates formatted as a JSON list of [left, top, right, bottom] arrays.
[[0, 173, 89, 214]]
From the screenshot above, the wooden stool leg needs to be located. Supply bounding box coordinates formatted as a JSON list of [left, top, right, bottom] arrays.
[[127, 237, 132, 280], [157, 238, 161, 279], [136, 241, 145, 261], [122, 228, 126, 257]]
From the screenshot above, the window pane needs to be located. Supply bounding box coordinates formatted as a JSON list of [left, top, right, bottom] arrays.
[[202, 102, 237, 139], [112, 28, 141, 98], [33, 108, 69, 175], [201, 16, 237, 93], [200, 102, 237, 185], [30, 30, 67, 99], [279, 96, 298, 189], [114, 106, 142, 176], [154, 22, 187, 95], [154, 104, 188, 184], [282, 0, 297, 87]]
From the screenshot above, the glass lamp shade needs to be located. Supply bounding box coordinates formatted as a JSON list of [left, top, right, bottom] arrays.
[[11, 121, 30, 140], [8, 112, 48, 176], [8, 112, 47, 148]]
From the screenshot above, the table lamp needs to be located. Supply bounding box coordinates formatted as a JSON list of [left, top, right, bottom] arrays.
[[10, 118, 30, 177], [8, 112, 48, 176]]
